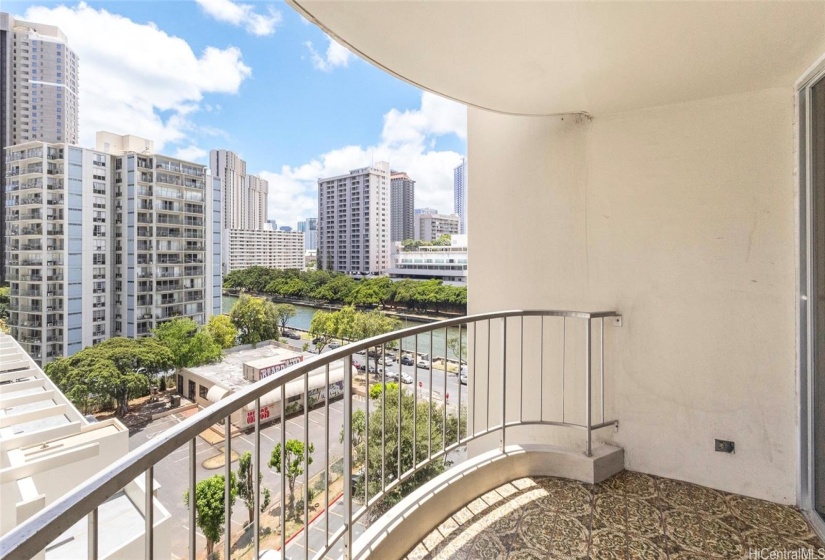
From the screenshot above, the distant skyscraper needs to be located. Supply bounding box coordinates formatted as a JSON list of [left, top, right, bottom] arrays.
[[209, 149, 268, 231], [279, 226, 292, 232], [297, 217, 318, 251], [390, 171, 415, 242], [1, 13, 79, 282], [317, 162, 391, 274], [415, 207, 439, 216], [453, 158, 468, 234]]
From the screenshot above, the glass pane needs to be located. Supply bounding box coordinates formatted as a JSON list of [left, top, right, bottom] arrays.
[[812, 76, 825, 520]]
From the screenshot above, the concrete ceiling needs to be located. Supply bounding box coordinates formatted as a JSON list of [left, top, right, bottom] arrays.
[[290, 1, 825, 116]]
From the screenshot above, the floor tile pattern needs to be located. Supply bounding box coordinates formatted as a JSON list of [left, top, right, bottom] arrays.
[[406, 471, 824, 559]]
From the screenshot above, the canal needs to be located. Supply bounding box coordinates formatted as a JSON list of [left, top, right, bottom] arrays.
[[222, 295, 468, 361]]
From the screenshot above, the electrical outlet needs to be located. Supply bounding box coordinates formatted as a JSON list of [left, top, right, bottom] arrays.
[[715, 439, 735, 453]]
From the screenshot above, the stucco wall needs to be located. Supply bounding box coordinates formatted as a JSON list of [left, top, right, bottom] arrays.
[[468, 88, 797, 503]]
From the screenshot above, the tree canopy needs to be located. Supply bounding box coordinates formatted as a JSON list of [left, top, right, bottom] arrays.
[[229, 294, 279, 345], [153, 318, 222, 371], [308, 306, 401, 359], [184, 473, 237, 556], [268, 439, 315, 518], [236, 451, 271, 526], [45, 337, 174, 415], [205, 314, 238, 349], [273, 303, 297, 332], [223, 267, 466, 314]]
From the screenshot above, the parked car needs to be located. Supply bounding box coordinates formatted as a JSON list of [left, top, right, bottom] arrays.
[[385, 371, 399, 381], [383, 356, 395, 366], [329, 342, 341, 349], [284, 330, 301, 340], [460, 372, 468, 385], [399, 372, 413, 384], [356, 362, 367, 372], [400, 356, 414, 366], [417, 360, 430, 369]]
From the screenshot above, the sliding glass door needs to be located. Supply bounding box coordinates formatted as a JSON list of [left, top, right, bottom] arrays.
[[812, 74, 825, 522]]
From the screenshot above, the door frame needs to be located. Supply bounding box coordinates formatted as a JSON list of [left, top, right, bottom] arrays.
[[798, 52, 825, 540]]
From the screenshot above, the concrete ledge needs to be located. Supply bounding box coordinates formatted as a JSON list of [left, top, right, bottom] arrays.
[[150, 402, 198, 421], [353, 443, 624, 560]]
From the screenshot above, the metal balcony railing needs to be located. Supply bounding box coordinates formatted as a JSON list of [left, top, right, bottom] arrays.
[[0, 309, 619, 560]]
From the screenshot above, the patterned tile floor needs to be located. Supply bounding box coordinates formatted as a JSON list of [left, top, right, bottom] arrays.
[[406, 471, 824, 559]]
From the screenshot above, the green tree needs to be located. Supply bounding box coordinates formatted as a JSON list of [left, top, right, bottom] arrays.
[[352, 309, 402, 375], [45, 338, 174, 416], [206, 314, 238, 349], [433, 233, 452, 246], [0, 317, 8, 334], [229, 295, 279, 345], [183, 473, 237, 556], [308, 310, 336, 353], [0, 285, 10, 320], [273, 304, 297, 332], [153, 318, 222, 375], [343, 384, 464, 520], [268, 439, 315, 518], [236, 451, 271, 526]]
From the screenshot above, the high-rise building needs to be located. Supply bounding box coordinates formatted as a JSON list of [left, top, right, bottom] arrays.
[[390, 171, 415, 242], [415, 207, 438, 216], [209, 149, 268, 231], [317, 162, 391, 274], [1, 13, 79, 283], [297, 217, 318, 251], [453, 158, 468, 234], [4, 133, 222, 365], [415, 212, 460, 242], [224, 229, 305, 272]]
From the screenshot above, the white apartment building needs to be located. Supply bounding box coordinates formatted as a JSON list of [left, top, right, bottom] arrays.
[[1, 13, 79, 283], [388, 234, 468, 283], [223, 228, 305, 272], [415, 212, 460, 242], [0, 333, 171, 559], [453, 158, 467, 235], [390, 171, 415, 242], [209, 149, 268, 231], [4, 133, 222, 364], [317, 161, 391, 274]]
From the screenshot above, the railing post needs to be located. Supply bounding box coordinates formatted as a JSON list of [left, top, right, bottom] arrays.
[[224, 417, 231, 560], [343, 354, 353, 560], [254, 397, 261, 560], [189, 439, 196, 560], [145, 467, 154, 560], [87, 508, 97, 560], [501, 317, 507, 452], [585, 318, 592, 457]]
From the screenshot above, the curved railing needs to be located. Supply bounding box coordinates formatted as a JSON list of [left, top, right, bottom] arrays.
[[0, 309, 620, 560]]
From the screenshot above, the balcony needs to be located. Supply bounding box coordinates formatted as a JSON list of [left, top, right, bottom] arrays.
[[0, 310, 635, 560]]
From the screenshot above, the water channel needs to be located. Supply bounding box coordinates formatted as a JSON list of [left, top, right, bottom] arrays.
[[222, 295, 467, 361]]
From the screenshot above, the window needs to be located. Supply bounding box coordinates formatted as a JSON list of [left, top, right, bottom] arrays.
[[199, 385, 208, 399]]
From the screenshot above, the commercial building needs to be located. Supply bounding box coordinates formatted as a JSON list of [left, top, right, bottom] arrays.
[[317, 161, 391, 274], [178, 343, 349, 429], [297, 217, 318, 251], [390, 171, 415, 242], [388, 234, 467, 283], [414, 212, 460, 242], [223, 228, 305, 272], [209, 149, 268, 231], [0, 333, 171, 559], [453, 158, 467, 234], [1, 14, 79, 283], [4, 133, 222, 364]]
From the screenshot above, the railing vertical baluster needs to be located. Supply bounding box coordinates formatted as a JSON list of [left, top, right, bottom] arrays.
[[520, 316, 524, 424], [224, 417, 231, 560], [562, 317, 566, 424], [381, 341, 386, 492], [487, 319, 491, 432], [413, 334, 418, 466], [428, 329, 433, 459], [540, 317, 544, 423], [397, 337, 402, 482], [145, 467, 154, 560], [443, 327, 448, 454], [585, 318, 593, 457], [254, 397, 261, 560], [343, 354, 353, 560], [189, 438, 196, 560], [280, 384, 286, 559], [364, 347, 370, 505], [324, 362, 330, 543], [457, 324, 462, 444], [501, 317, 507, 451], [601, 317, 605, 424], [87, 508, 97, 560], [471, 322, 476, 438], [304, 371, 309, 555]]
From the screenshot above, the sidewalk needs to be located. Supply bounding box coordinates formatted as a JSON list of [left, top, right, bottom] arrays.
[[284, 495, 367, 559]]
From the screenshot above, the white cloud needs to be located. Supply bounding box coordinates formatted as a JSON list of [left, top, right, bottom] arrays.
[[305, 35, 354, 72], [22, 3, 252, 154], [174, 145, 208, 162], [261, 92, 467, 229], [195, 0, 281, 36]]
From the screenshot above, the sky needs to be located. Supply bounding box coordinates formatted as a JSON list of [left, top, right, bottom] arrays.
[[5, 0, 467, 228]]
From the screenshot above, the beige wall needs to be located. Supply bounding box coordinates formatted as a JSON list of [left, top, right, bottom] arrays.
[[468, 88, 797, 503]]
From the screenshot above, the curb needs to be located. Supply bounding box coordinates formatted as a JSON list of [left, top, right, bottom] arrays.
[[279, 492, 345, 550]]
